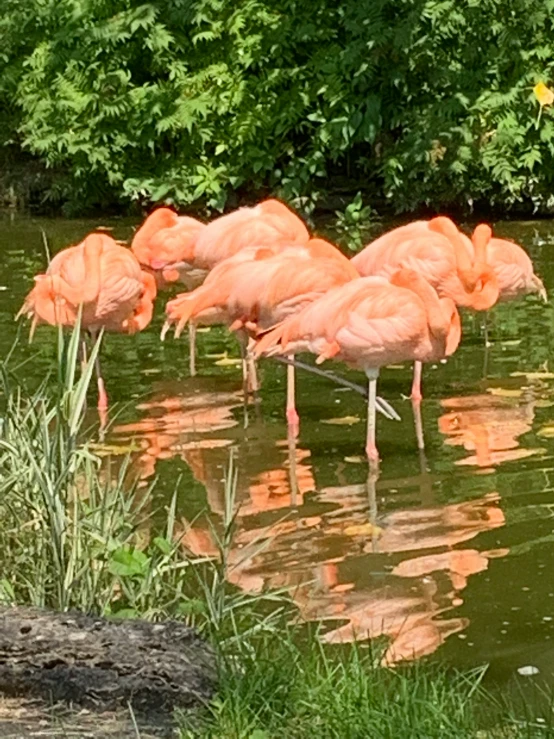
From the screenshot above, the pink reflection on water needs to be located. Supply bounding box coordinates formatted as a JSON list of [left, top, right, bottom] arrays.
[[438, 392, 538, 468], [112, 382, 242, 481], [108, 381, 513, 665]]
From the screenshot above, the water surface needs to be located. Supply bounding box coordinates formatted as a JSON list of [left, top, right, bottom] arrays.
[[2, 212, 554, 689]]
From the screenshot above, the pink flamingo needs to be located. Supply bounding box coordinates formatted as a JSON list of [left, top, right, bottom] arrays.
[[351, 216, 497, 401], [132, 199, 310, 376], [255, 269, 461, 466], [192, 199, 310, 271], [162, 238, 360, 435], [18, 233, 157, 412], [473, 231, 546, 303], [131, 207, 207, 288]]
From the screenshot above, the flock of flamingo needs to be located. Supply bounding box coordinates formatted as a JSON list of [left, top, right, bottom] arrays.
[[18, 198, 547, 468]]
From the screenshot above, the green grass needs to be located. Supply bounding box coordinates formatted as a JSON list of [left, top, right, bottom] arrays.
[[0, 325, 553, 738], [182, 632, 491, 738]]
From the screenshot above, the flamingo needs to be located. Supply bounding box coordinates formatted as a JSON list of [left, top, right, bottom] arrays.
[[162, 238, 359, 434], [255, 268, 461, 467], [472, 231, 547, 304], [131, 207, 207, 289], [351, 216, 497, 402], [465, 226, 547, 354], [18, 232, 157, 412], [162, 239, 400, 435], [132, 198, 310, 376], [192, 198, 310, 271]]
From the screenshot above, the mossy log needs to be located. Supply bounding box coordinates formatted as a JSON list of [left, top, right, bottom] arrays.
[[0, 606, 216, 715]]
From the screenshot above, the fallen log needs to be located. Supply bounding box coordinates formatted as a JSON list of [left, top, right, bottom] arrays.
[[0, 606, 216, 716]]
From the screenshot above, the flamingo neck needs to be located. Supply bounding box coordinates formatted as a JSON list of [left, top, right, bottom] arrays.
[[428, 216, 474, 274], [80, 233, 105, 304], [430, 217, 498, 309], [471, 224, 492, 263], [457, 265, 499, 310], [132, 208, 178, 260], [43, 233, 104, 309]]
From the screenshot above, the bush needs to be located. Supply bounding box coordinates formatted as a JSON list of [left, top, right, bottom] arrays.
[[1, 1, 554, 214]]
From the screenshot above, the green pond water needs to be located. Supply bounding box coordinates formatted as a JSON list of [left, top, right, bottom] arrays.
[[2, 212, 554, 692]]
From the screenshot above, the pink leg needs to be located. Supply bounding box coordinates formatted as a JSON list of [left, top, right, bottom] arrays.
[[80, 339, 88, 375], [411, 361, 423, 402], [97, 370, 108, 437], [412, 396, 425, 451], [189, 322, 197, 377], [286, 357, 299, 437], [367, 466, 380, 553], [98, 404, 108, 440], [97, 374, 108, 411], [287, 420, 299, 506], [93, 346, 108, 411], [246, 338, 260, 394], [365, 375, 379, 469], [239, 338, 248, 395]]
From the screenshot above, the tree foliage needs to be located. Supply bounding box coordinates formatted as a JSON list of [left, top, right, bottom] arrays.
[[1, 0, 554, 213]]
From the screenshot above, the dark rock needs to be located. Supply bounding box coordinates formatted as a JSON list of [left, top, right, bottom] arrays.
[[0, 606, 216, 718]]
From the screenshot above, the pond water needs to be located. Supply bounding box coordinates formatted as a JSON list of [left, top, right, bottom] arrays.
[[2, 212, 554, 690]]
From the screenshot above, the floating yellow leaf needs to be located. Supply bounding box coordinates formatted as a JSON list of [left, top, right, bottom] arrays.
[[486, 387, 523, 398], [510, 371, 554, 380], [344, 522, 383, 537], [89, 442, 140, 456], [214, 357, 243, 367], [344, 455, 365, 464], [538, 425, 554, 438], [534, 82, 554, 107], [322, 415, 361, 426]]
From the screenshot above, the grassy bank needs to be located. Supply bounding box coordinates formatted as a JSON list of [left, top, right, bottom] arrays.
[[0, 327, 551, 738]]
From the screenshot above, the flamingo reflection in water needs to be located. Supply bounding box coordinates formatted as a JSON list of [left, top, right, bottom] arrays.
[[109, 380, 318, 593], [438, 391, 539, 468], [110, 378, 315, 511], [111, 380, 243, 485], [107, 380, 513, 666], [166, 437, 507, 665], [270, 489, 506, 665]]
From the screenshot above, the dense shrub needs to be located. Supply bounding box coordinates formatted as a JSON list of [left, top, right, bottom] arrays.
[[1, 0, 554, 214]]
